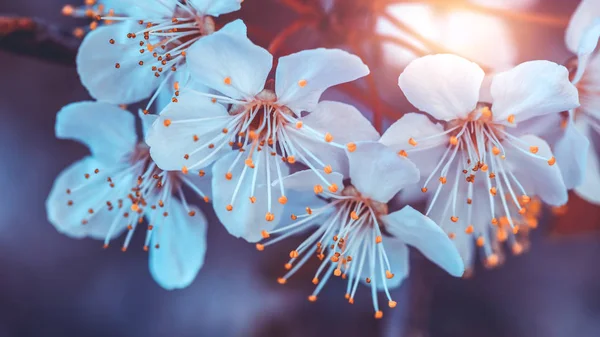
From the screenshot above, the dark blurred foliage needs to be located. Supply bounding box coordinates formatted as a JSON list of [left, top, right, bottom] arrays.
[[0, 1, 599, 337]]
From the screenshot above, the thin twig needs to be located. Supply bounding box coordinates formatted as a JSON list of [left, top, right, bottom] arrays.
[[0, 16, 80, 66]]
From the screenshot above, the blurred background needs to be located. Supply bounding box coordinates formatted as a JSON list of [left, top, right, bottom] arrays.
[[1, 0, 599, 336]]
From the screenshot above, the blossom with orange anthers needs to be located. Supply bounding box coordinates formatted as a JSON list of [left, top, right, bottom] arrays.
[[257, 141, 464, 318], [381, 54, 579, 268], [146, 31, 376, 242], [46, 102, 209, 290]]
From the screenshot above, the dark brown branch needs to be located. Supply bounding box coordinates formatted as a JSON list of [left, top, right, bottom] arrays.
[[0, 16, 80, 66]]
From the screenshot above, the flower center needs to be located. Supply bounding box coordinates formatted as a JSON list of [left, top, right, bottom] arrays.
[[63, 142, 206, 252], [257, 184, 398, 318]]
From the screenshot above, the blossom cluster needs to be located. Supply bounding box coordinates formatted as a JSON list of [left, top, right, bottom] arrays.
[[48, 0, 600, 318]]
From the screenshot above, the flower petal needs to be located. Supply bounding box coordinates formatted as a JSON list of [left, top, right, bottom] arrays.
[[290, 101, 380, 177], [56, 101, 136, 164], [504, 135, 568, 206], [380, 113, 448, 176], [398, 54, 484, 121], [149, 199, 207, 290], [187, 31, 272, 100], [276, 169, 344, 217], [490, 61, 580, 123], [46, 157, 132, 240], [189, 0, 242, 16], [218, 19, 247, 35], [275, 49, 369, 114], [565, 0, 600, 54], [347, 141, 420, 204], [77, 22, 159, 104], [553, 118, 590, 189], [574, 124, 600, 204], [146, 91, 231, 171], [139, 110, 158, 140], [359, 237, 409, 291], [381, 205, 465, 277], [212, 150, 290, 242]]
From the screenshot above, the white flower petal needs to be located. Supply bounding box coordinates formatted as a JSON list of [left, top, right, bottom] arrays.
[[139, 110, 158, 140], [212, 151, 290, 242], [146, 91, 231, 171], [574, 124, 600, 204], [398, 54, 484, 121], [46, 157, 132, 240], [187, 31, 272, 100], [381, 205, 464, 277], [380, 113, 448, 177], [565, 0, 600, 54], [276, 169, 344, 216], [553, 118, 590, 189], [56, 101, 136, 164], [490, 61, 580, 123], [189, 0, 242, 16], [504, 135, 568, 206], [218, 19, 247, 35], [149, 200, 207, 290], [347, 141, 420, 204], [359, 237, 409, 291], [275, 48, 369, 114], [77, 22, 160, 104], [290, 101, 380, 177]]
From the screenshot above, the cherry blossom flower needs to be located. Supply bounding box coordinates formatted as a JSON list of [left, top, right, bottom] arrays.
[[146, 30, 373, 242], [381, 54, 579, 267], [76, 0, 244, 109], [46, 102, 209, 289], [257, 142, 464, 318]]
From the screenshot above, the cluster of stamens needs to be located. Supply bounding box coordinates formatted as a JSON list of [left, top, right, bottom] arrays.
[[257, 185, 398, 319], [403, 105, 551, 265], [164, 86, 355, 224], [64, 143, 207, 251], [62, 0, 117, 38]]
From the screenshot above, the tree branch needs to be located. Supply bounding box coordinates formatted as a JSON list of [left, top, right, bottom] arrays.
[[0, 16, 80, 66]]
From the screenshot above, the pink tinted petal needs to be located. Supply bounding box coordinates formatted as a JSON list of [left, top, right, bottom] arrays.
[[490, 61, 580, 123], [398, 54, 484, 121], [380, 113, 448, 177]]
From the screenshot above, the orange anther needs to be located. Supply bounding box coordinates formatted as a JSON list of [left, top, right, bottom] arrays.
[[277, 277, 286, 284], [465, 225, 474, 234], [492, 146, 501, 155], [261, 230, 270, 239], [284, 263, 292, 270], [398, 150, 408, 157], [225, 172, 233, 180], [287, 156, 296, 164], [226, 204, 233, 211], [385, 270, 394, 279], [476, 236, 485, 247], [296, 121, 303, 129], [518, 207, 526, 215], [408, 138, 417, 146], [439, 177, 447, 184], [421, 187, 428, 193], [347, 142, 357, 152], [312, 277, 319, 285], [314, 184, 324, 194], [389, 300, 397, 308], [255, 244, 264, 251], [324, 132, 333, 143], [289, 250, 299, 258], [448, 232, 456, 239], [450, 216, 458, 222], [223, 76, 232, 85], [350, 211, 359, 220], [487, 254, 499, 267], [449, 136, 458, 146], [375, 311, 383, 319], [490, 187, 497, 196], [530, 146, 539, 154], [324, 165, 332, 174], [163, 119, 171, 127], [278, 196, 287, 204], [328, 184, 338, 193], [521, 195, 531, 204], [548, 156, 556, 166], [308, 295, 317, 302], [181, 166, 188, 174], [512, 243, 524, 255], [298, 79, 308, 87], [375, 235, 382, 244], [265, 212, 275, 222], [507, 114, 515, 124], [334, 269, 342, 277]]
